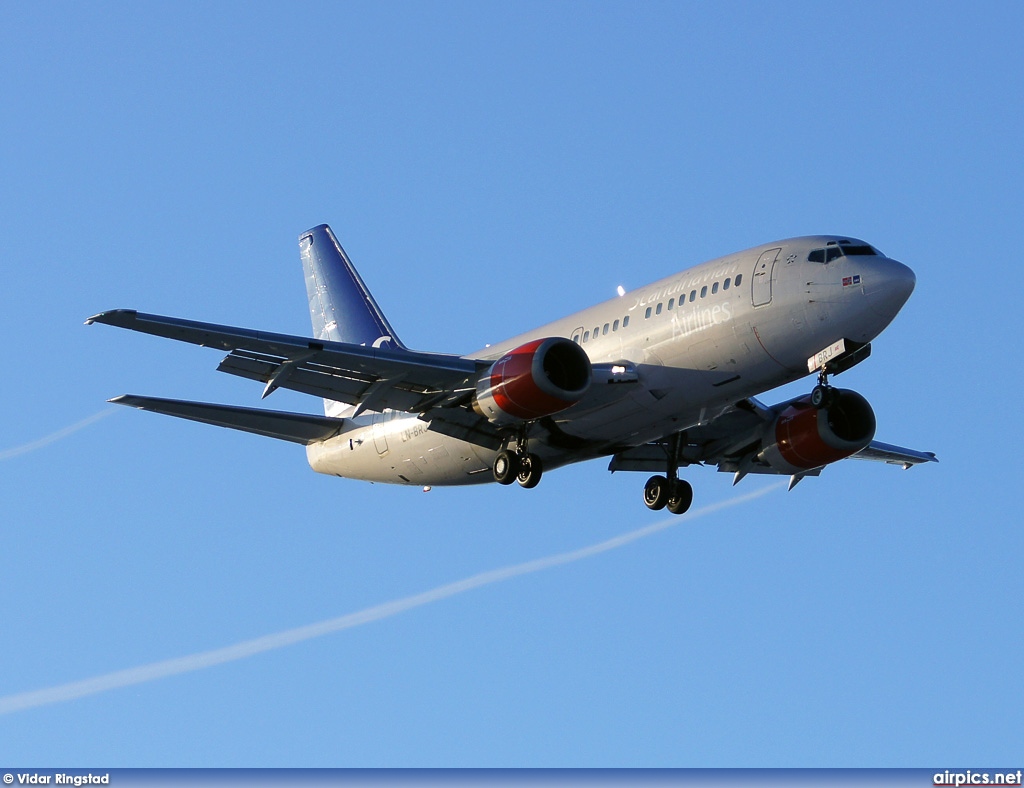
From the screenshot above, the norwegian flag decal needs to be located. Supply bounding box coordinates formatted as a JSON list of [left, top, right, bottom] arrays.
[[843, 274, 862, 287]]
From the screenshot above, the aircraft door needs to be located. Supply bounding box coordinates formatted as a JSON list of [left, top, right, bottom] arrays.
[[372, 411, 389, 455], [751, 248, 781, 307], [571, 326, 584, 344]]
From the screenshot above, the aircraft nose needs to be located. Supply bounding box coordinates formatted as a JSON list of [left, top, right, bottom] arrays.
[[866, 257, 916, 318]]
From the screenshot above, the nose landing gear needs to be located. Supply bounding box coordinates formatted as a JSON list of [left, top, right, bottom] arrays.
[[811, 368, 836, 410]]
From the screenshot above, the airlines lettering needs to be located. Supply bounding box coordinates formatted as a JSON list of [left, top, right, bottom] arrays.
[[671, 301, 732, 339]]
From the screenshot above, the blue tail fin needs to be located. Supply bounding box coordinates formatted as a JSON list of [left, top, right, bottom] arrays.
[[298, 225, 406, 350]]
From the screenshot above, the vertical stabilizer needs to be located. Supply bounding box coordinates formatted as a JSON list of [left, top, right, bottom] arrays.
[[299, 225, 406, 350]]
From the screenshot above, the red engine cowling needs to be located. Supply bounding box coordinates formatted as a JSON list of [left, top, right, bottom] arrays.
[[758, 389, 876, 474], [473, 337, 592, 424]]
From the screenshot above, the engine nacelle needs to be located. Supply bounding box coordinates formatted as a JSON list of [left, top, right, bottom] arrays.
[[473, 337, 592, 425], [758, 389, 876, 474]]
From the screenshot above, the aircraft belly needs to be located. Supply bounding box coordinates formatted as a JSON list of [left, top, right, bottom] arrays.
[[306, 415, 494, 486]]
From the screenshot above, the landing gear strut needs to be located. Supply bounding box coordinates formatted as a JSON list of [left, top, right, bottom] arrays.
[[492, 425, 544, 489], [643, 433, 692, 515], [811, 367, 836, 410]]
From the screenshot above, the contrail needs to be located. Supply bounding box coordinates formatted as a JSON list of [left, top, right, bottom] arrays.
[[0, 409, 116, 461], [0, 481, 785, 715]]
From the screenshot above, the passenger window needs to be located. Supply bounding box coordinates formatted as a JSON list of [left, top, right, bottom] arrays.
[[712, 282, 719, 294], [603, 323, 609, 335], [613, 319, 619, 331], [656, 303, 662, 315], [723, 278, 731, 290], [700, 286, 707, 298], [668, 298, 674, 310], [623, 315, 630, 328], [645, 307, 652, 319], [735, 274, 742, 287], [583, 330, 590, 342], [572, 336, 579, 344], [690, 290, 696, 302]]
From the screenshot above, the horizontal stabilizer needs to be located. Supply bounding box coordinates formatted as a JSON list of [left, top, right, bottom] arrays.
[[109, 395, 345, 445]]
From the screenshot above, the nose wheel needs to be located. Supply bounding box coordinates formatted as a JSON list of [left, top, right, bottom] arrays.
[[811, 369, 836, 409]]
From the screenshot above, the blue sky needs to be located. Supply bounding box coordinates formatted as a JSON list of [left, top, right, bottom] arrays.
[[2, 1, 1022, 767]]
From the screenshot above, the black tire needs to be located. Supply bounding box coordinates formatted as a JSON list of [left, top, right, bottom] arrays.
[[517, 454, 544, 489], [644, 475, 669, 510], [666, 479, 693, 515], [493, 450, 520, 485]]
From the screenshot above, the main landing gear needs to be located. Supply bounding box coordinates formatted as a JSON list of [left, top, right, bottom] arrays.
[[643, 433, 693, 515], [493, 426, 544, 489]]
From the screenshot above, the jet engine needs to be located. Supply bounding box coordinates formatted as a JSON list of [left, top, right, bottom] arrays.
[[473, 337, 592, 425], [758, 389, 876, 474]]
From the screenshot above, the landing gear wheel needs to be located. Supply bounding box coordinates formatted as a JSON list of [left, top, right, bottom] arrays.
[[493, 450, 520, 485], [811, 385, 833, 409], [666, 479, 693, 515], [516, 454, 544, 488], [644, 475, 669, 510]]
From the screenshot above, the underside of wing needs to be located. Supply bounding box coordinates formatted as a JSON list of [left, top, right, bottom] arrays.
[[608, 397, 768, 474], [610, 393, 937, 485], [850, 440, 938, 469], [110, 395, 346, 444]]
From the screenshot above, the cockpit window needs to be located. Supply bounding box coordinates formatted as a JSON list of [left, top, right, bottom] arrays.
[[808, 242, 879, 263]]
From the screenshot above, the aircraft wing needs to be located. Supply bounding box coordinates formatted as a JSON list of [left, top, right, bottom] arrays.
[[608, 398, 768, 474], [610, 396, 938, 477], [849, 441, 938, 469], [87, 310, 482, 415], [110, 395, 345, 444]]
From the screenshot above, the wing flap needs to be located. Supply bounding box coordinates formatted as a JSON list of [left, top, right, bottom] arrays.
[[110, 395, 346, 445]]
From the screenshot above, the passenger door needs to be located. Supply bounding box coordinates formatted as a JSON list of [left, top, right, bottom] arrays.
[[751, 248, 781, 307]]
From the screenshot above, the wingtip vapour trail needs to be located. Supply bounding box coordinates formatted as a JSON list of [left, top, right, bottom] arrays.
[[0, 481, 785, 715]]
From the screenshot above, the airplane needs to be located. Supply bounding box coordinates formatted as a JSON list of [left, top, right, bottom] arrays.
[[87, 224, 936, 514]]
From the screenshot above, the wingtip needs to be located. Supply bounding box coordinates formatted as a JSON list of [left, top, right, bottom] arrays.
[[85, 309, 138, 327]]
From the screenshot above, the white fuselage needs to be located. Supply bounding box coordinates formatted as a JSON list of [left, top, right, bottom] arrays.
[[305, 236, 915, 485]]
